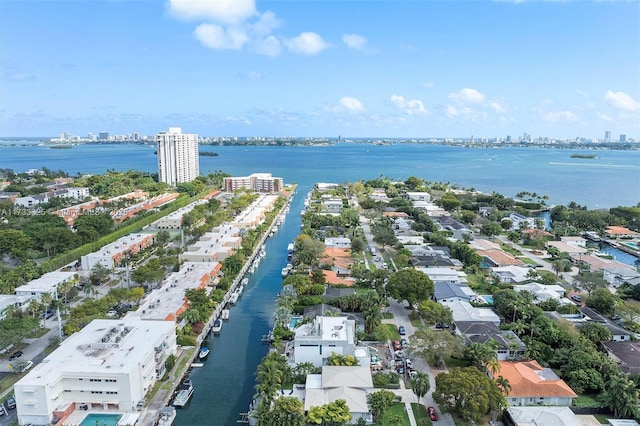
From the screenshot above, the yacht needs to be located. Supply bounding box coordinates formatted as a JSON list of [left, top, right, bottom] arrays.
[[241, 277, 249, 286], [198, 346, 210, 360], [221, 309, 230, 320], [173, 380, 194, 408], [212, 319, 222, 335], [281, 267, 290, 278], [229, 292, 239, 305], [157, 406, 176, 426]]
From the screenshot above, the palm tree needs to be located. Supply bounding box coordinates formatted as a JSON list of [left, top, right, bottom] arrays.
[[486, 358, 501, 378], [255, 359, 283, 408], [26, 299, 41, 320], [410, 372, 430, 404], [495, 375, 511, 396], [40, 292, 53, 328]]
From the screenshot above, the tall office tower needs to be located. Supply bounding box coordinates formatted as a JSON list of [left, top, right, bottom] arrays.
[[604, 131, 611, 143], [156, 127, 200, 186], [98, 131, 109, 141], [619, 134, 626, 143]]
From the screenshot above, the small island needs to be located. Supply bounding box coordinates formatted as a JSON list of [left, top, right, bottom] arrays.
[[570, 154, 598, 159], [199, 151, 219, 157]]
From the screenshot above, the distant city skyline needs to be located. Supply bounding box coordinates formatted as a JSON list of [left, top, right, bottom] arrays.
[[1, 0, 639, 138]]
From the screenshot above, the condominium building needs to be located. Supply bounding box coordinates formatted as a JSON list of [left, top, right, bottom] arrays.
[[223, 173, 283, 193], [80, 233, 156, 271], [14, 318, 176, 426], [156, 127, 199, 186]]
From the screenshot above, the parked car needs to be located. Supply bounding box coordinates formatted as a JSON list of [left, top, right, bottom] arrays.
[[392, 340, 402, 351], [39, 309, 54, 320], [571, 294, 582, 303], [405, 358, 412, 369], [428, 406, 439, 421], [400, 338, 408, 349], [398, 325, 406, 335], [6, 396, 16, 410], [9, 350, 22, 360]]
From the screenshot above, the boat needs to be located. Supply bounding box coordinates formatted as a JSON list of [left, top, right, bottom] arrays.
[[229, 292, 239, 305], [272, 226, 278, 233], [221, 309, 230, 320], [259, 249, 266, 258], [248, 266, 255, 274], [198, 346, 210, 360], [212, 319, 222, 335], [281, 267, 290, 278], [241, 277, 249, 286], [173, 380, 194, 408], [157, 406, 176, 426], [235, 286, 244, 297]]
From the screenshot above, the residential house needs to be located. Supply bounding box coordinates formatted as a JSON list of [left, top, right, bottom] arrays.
[[560, 236, 588, 247], [415, 267, 467, 284], [0, 295, 35, 320], [605, 226, 640, 239], [324, 237, 351, 249], [455, 321, 527, 360], [513, 282, 570, 305], [505, 406, 594, 426], [405, 191, 431, 202], [601, 341, 640, 375], [496, 360, 577, 406], [14, 193, 49, 208], [441, 301, 500, 325], [547, 241, 588, 256], [0, 191, 20, 203], [433, 215, 472, 241], [322, 198, 344, 214], [294, 316, 357, 367], [508, 213, 537, 230], [492, 265, 531, 283], [603, 267, 640, 288], [433, 282, 475, 304], [303, 366, 373, 424]]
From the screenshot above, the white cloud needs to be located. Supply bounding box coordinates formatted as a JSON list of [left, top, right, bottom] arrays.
[[342, 34, 367, 50], [542, 110, 578, 123], [252, 10, 280, 36], [390, 95, 427, 115], [489, 101, 508, 113], [253, 35, 282, 57], [422, 82, 435, 89], [284, 32, 329, 55], [598, 112, 613, 122], [576, 89, 588, 97], [445, 105, 458, 118], [448, 88, 485, 104], [194, 24, 248, 50], [604, 90, 639, 112], [167, 0, 257, 24], [246, 71, 263, 80], [339, 97, 364, 113]]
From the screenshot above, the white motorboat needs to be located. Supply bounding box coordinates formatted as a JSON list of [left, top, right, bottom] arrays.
[[198, 347, 210, 360], [173, 380, 194, 408], [211, 319, 222, 335], [241, 277, 249, 286], [229, 293, 239, 305], [221, 309, 230, 320]]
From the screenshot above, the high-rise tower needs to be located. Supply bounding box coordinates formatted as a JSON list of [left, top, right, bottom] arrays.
[[156, 127, 199, 186]]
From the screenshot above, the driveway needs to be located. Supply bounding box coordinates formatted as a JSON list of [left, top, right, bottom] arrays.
[[387, 299, 456, 426]]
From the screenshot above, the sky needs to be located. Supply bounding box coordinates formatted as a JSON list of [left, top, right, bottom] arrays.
[[1, 0, 639, 139]]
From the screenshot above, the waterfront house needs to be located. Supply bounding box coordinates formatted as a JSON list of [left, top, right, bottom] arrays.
[[293, 316, 356, 367], [605, 226, 640, 239], [324, 237, 351, 249], [602, 266, 640, 288], [303, 366, 373, 424], [508, 213, 537, 230], [441, 301, 500, 326], [494, 361, 577, 406]]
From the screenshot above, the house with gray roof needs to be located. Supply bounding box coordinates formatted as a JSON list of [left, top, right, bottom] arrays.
[[603, 267, 640, 288], [433, 281, 475, 304], [455, 321, 526, 360], [602, 341, 640, 375]]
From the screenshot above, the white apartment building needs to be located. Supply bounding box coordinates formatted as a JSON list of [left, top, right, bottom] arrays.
[[15, 271, 77, 301], [223, 173, 283, 193], [14, 318, 176, 426], [81, 233, 156, 271], [156, 127, 200, 187]]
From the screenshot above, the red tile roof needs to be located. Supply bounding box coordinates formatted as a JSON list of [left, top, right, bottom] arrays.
[[497, 361, 577, 398]]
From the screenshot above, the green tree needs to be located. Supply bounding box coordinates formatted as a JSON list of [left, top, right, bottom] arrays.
[[433, 367, 506, 423], [574, 271, 608, 296], [367, 390, 395, 421], [579, 322, 613, 345], [267, 396, 306, 426], [408, 327, 464, 367], [386, 269, 434, 306], [481, 222, 502, 238], [601, 369, 640, 419], [586, 287, 617, 316], [417, 300, 453, 325], [410, 371, 431, 404], [326, 352, 359, 366], [90, 263, 112, 286], [306, 399, 352, 426], [463, 341, 498, 370], [293, 234, 325, 269]]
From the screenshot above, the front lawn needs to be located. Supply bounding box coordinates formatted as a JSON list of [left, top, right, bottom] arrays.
[[377, 402, 410, 425], [573, 395, 604, 408], [411, 403, 431, 425], [444, 356, 471, 369]]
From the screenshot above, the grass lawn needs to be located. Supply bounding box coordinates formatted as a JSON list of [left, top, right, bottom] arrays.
[[573, 395, 604, 408], [594, 414, 611, 424], [411, 403, 432, 425], [500, 243, 522, 256], [409, 317, 423, 328], [444, 356, 471, 369], [382, 312, 394, 320], [0, 369, 30, 395], [520, 257, 536, 265], [377, 402, 410, 425], [28, 327, 51, 338], [381, 323, 401, 340]]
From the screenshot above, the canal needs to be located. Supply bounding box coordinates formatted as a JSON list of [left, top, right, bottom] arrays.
[[174, 184, 309, 425]]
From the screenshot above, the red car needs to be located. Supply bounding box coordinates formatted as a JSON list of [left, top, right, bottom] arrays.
[[392, 340, 402, 351], [428, 406, 438, 421]]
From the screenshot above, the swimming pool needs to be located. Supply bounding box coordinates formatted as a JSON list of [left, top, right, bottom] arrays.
[[79, 413, 123, 426], [623, 241, 639, 250], [480, 295, 494, 304], [288, 316, 303, 329]]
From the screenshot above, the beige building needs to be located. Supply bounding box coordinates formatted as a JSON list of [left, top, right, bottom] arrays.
[[156, 127, 199, 186]]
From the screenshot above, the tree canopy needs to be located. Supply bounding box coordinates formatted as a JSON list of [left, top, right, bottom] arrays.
[[386, 269, 434, 306]]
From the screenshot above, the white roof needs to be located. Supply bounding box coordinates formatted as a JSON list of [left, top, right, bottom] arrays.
[[508, 406, 584, 426], [304, 367, 372, 413], [442, 301, 500, 324], [16, 271, 76, 294], [16, 318, 174, 385]]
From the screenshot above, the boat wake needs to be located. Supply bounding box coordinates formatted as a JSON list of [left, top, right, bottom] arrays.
[[548, 161, 639, 169]]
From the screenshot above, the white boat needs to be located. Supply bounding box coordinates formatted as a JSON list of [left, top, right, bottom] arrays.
[[173, 380, 194, 408], [221, 309, 230, 320], [235, 286, 244, 297], [229, 292, 239, 305], [198, 347, 210, 360], [241, 278, 249, 286], [272, 226, 278, 233], [248, 266, 255, 274], [212, 319, 222, 335], [157, 406, 176, 426], [259, 249, 266, 258], [281, 267, 289, 278]]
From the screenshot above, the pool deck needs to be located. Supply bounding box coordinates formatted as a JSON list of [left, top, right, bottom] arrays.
[[63, 410, 139, 426]]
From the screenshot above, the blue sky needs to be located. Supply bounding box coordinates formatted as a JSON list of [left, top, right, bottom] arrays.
[[1, 0, 639, 139]]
